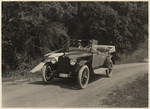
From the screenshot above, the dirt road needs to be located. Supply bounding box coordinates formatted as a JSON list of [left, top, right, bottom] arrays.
[[2, 63, 148, 107]]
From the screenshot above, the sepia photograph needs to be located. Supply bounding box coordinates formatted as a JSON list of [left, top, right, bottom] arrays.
[[2, 0, 148, 108]]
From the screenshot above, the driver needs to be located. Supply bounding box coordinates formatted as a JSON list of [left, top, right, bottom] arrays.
[[77, 40, 83, 48]]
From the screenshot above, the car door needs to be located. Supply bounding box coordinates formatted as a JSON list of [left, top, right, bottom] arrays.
[[92, 52, 107, 68]]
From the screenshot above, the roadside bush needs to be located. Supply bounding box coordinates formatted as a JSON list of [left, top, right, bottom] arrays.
[[117, 42, 148, 64]]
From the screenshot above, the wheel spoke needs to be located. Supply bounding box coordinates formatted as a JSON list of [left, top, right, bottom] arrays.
[[45, 65, 53, 81], [78, 65, 90, 89], [81, 69, 88, 85]]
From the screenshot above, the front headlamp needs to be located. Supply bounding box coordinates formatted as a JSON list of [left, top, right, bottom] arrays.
[[70, 59, 77, 66], [51, 57, 57, 64]]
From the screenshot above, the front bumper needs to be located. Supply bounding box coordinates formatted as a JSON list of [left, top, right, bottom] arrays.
[[51, 69, 77, 78]]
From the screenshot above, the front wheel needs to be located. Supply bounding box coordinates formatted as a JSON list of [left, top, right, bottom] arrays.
[[106, 60, 113, 77], [77, 65, 90, 89], [42, 64, 54, 83]]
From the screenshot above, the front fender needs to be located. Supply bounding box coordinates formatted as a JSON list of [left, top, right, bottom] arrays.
[[74, 60, 88, 73], [30, 57, 52, 73], [30, 62, 46, 73]]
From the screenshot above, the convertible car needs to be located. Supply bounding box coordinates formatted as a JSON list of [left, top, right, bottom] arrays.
[[30, 39, 116, 89]]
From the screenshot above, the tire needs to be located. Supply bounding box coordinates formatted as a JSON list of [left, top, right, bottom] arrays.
[[42, 64, 54, 83], [77, 65, 90, 89], [106, 60, 113, 77]]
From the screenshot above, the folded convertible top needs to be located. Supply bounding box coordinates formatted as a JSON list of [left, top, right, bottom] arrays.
[[94, 45, 116, 53]]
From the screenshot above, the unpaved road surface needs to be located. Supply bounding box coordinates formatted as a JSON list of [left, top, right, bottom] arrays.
[[2, 63, 148, 107]]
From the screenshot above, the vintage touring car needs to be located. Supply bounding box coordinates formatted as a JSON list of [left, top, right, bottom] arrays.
[[30, 39, 116, 89]]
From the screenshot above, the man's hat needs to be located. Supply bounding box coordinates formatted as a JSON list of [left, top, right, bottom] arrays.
[[78, 40, 82, 42]]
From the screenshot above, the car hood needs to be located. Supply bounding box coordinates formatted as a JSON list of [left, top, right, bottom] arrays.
[[48, 53, 64, 61], [47, 48, 92, 60]]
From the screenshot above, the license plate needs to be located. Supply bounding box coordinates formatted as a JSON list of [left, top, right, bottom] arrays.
[[59, 73, 69, 78]]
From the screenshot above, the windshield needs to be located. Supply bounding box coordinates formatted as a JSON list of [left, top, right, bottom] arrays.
[[55, 39, 92, 53], [68, 39, 93, 52], [70, 39, 90, 48]]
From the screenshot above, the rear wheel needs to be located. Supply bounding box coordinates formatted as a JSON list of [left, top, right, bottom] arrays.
[[106, 60, 113, 77], [77, 65, 90, 89], [42, 64, 54, 83]]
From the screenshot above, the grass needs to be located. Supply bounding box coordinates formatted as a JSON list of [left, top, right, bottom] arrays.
[[2, 58, 42, 82], [102, 73, 148, 107], [2, 70, 42, 83]]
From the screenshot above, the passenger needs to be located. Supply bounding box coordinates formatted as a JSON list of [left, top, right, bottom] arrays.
[[85, 40, 97, 52]]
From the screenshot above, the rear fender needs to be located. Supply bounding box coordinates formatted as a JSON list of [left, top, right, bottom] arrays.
[[111, 56, 115, 64], [107, 55, 115, 64], [104, 55, 113, 67], [106, 55, 112, 60]]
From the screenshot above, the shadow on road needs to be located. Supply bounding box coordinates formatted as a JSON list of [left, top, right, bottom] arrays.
[[28, 74, 107, 90], [89, 74, 108, 83]]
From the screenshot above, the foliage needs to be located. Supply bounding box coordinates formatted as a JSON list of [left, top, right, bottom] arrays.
[[2, 2, 148, 73]]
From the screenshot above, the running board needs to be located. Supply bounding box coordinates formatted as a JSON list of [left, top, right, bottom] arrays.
[[93, 68, 108, 75]]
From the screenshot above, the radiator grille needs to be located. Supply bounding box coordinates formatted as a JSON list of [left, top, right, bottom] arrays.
[[58, 56, 71, 73]]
